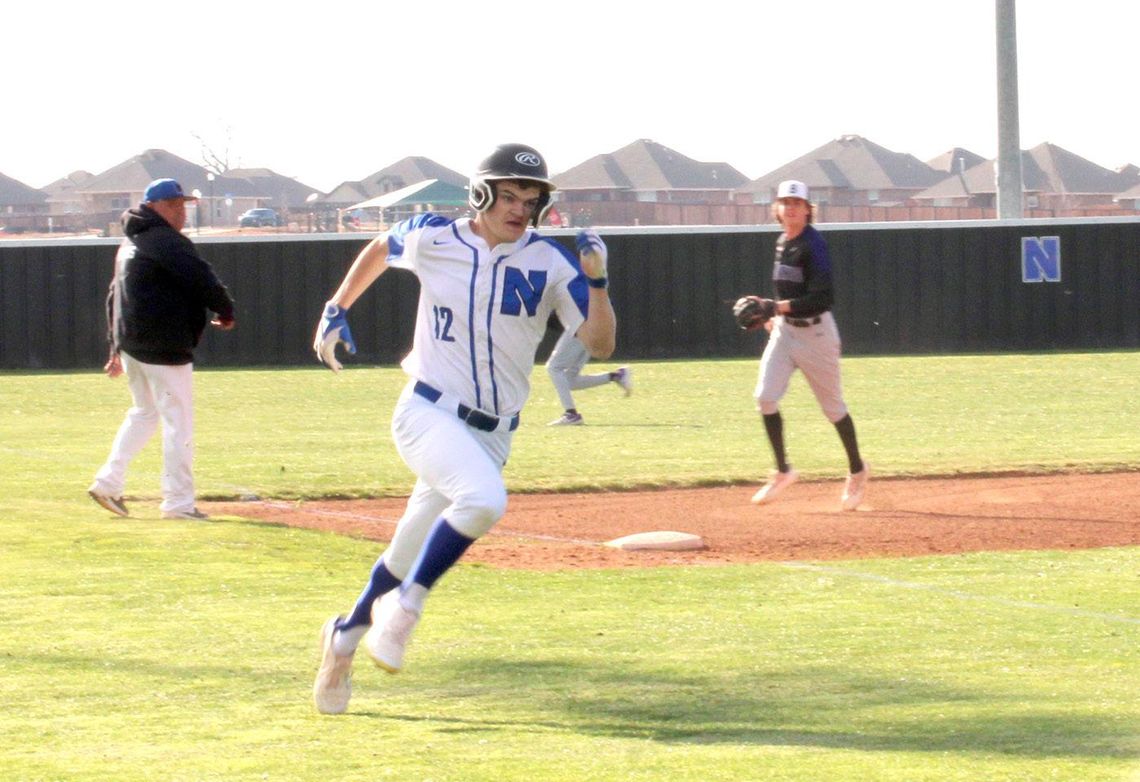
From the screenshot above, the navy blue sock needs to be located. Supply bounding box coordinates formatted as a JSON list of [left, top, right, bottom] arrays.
[[338, 559, 401, 631], [409, 518, 475, 589]]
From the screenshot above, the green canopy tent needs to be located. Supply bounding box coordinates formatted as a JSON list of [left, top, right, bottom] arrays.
[[339, 179, 469, 231]]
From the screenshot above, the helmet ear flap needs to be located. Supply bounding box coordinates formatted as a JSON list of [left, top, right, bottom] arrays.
[[469, 179, 494, 213], [533, 190, 552, 227]]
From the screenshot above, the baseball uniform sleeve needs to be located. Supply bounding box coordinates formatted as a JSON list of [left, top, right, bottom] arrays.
[[550, 241, 590, 336], [385, 213, 453, 270]]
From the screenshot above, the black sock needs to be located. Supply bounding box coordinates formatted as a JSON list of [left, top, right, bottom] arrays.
[[833, 414, 864, 474], [763, 412, 790, 473]]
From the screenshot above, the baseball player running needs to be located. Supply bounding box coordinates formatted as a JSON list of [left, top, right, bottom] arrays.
[[545, 329, 632, 426], [739, 180, 869, 510], [310, 143, 617, 714]]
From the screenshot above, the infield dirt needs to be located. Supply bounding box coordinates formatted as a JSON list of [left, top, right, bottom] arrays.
[[209, 471, 1140, 570]]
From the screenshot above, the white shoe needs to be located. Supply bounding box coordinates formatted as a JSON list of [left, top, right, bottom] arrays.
[[547, 411, 584, 426], [841, 464, 870, 511], [313, 616, 353, 714], [161, 507, 209, 520], [751, 469, 799, 505], [364, 592, 420, 673], [614, 366, 633, 396]]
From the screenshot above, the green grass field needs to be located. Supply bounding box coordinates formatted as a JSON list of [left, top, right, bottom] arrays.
[[2, 353, 1138, 781]]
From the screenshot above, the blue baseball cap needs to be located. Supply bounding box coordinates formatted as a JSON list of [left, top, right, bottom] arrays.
[[143, 178, 197, 203]]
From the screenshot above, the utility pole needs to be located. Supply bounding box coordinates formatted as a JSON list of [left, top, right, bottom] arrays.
[[995, 0, 1023, 219]]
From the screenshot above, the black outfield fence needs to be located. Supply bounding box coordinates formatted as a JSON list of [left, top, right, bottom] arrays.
[[2, 219, 1137, 370]]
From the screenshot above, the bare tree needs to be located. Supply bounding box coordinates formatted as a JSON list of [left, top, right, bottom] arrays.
[[192, 125, 237, 175]]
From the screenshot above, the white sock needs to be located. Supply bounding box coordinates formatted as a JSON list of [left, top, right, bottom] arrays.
[[332, 624, 368, 656], [399, 583, 429, 616]]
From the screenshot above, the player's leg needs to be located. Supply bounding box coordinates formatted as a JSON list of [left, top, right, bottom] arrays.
[[546, 331, 586, 423], [146, 362, 197, 516], [752, 326, 799, 504], [314, 478, 449, 714], [90, 354, 161, 514], [556, 335, 619, 392], [336, 478, 448, 642], [365, 389, 510, 671], [796, 316, 868, 509], [391, 415, 508, 604]]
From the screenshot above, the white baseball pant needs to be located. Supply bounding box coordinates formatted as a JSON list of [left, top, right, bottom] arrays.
[[754, 312, 849, 423], [381, 381, 513, 579], [545, 331, 612, 410], [92, 354, 197, 513]]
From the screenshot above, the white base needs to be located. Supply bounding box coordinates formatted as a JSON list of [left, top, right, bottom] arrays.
[[604, 530, 706, 551]]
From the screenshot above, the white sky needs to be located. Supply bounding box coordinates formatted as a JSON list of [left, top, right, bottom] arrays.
[[4, 0, 1136, 192]]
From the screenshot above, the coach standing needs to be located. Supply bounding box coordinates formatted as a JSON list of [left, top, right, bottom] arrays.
[[88, 178, 235, 520]]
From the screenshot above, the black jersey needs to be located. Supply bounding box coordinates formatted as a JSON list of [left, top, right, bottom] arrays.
[[772, 225, 834, 317]]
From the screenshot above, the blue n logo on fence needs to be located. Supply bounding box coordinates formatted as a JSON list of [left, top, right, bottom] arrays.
[[500, 267, 548, 316], [1021, 236, 1061, 283]]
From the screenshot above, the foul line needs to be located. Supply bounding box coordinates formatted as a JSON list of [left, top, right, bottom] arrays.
[[781, 561, 1140, 626]]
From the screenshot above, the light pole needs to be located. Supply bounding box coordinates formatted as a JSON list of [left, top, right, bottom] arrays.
[[191, 189, 203, 234], [306, 192, 320, 232], [207, 173, 216, 230], [995, 0, 1023, 219]]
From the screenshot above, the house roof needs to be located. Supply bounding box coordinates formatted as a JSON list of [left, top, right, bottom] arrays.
[[321, 181, 370, 205], [926, 147, 986, 175], [78, 149, 259, 199], [1113, 179, 1140, 201], [913, 142, 1136, 199], [0, 171, 48, 207], [736, 134, 947, 195], [552, 139, 748, 191], [361, 156, 468, 189], [224, 167, 321, 209], [317, 156, 467, 205], [42, 171, 95, 201]]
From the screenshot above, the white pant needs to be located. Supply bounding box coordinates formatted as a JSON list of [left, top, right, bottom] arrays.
[[381, 382, 513, 578], [545, 331, 611, 410], [755, 312, 849, 423], [92, 354, 196, 513]]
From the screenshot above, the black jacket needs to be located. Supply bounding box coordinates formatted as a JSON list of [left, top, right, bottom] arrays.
[[106, 205, 235, 365]]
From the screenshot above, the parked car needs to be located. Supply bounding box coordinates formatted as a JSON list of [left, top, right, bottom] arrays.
[[239, 208, 283, 227]]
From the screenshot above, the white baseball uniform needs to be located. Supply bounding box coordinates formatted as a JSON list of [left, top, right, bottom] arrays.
[[380, 213, 590, 569]]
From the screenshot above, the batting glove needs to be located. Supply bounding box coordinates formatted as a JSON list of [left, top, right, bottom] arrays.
[[314, 301, 356, 373], [576, 229, 608, 283]]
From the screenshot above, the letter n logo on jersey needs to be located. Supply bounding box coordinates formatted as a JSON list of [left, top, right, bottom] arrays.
[[500, 268, 548, 317]]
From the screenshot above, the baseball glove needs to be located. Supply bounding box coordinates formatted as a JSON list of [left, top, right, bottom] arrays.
[[732, 296, 776, 331]]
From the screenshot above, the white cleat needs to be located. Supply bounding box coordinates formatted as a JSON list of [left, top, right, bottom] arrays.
[[547, 411, 584, 426], [365, 592, 420, 673], [614, 366, 633, 396], [161, 507, 209, 520], [751, 469, 800, 505], [841, 463, 871, 511], [313, 615, 354, 714]]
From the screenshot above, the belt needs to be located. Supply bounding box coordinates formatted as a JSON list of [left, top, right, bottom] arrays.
[[413, 381, 520, 433], [785, 314, 823, 328]]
